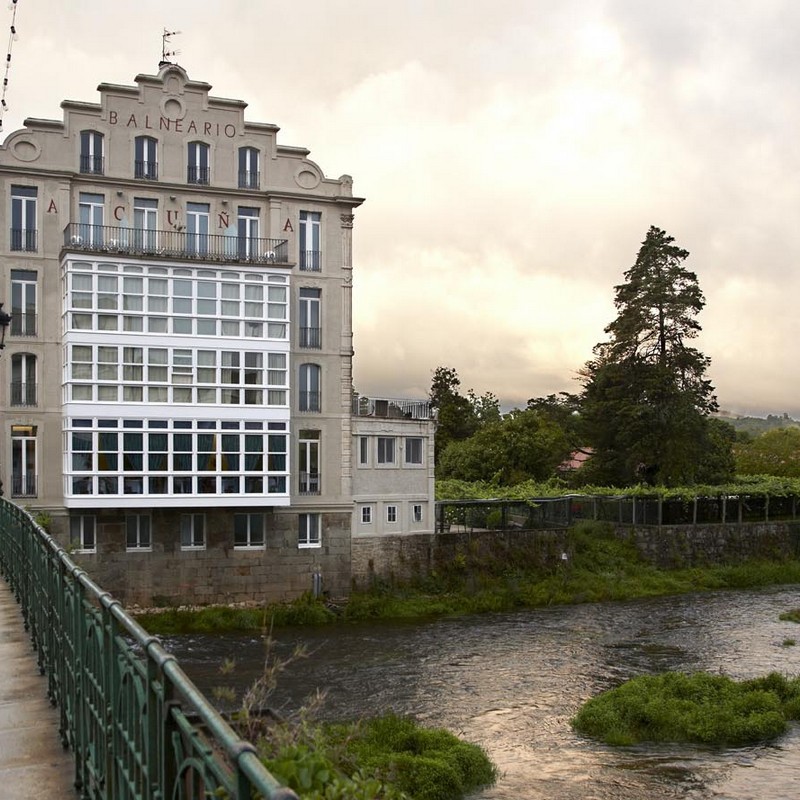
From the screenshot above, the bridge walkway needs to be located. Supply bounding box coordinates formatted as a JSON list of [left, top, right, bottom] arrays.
[[0, 580, 76, 799]]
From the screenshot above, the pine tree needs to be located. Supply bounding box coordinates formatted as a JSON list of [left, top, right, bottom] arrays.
[[580, 226, 729, 486]]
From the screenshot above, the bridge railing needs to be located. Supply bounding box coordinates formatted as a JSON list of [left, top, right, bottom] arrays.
[[0, 499, 297, 800]]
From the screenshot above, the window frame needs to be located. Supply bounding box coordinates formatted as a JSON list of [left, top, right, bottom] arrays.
[[80, 130, 104, 175], [377, 436, 396, 466], [412, 504, 423, 524], [234, 512, 265, 549], [238, 146, 260, 189], [70, 515, 96, 553], [299, 287, 322, 349], [298, 512, 321, 549], [187, 141, 211, 185], [126, 514, 152, 551], [386, 505, 398, 524], [180, 513, 206, 550], [298, 363, 321, 412], [405, 437, 424, 466], [10, 185, 37, 252], [299, 211, 321, 271], [360, 505, 373, 524], [10, 352, 36, 407], [134, 135, 158, 180]]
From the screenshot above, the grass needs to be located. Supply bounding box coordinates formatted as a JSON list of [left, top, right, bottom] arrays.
[[572, 671, 800, 747], [134, 522, 800, 634], [779, 608, 800, 623], [258, 714, 496, 800]]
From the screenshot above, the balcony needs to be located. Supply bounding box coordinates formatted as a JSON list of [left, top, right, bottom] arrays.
[[353, 394, 435, 420], [134, 160, 158, 180], [10, 381, 37, 407], [63, 223, 290, 266], [299, 250, 322, 272], [299, 327, 321, 348], [80, 155, 104, 175], [11, 473, 36, 498], [10, 311, 37, 337], [187, 165, 210, 185], [299, 472, 321, 495], [238, 171, 260, 190], [10, 228, 37, 252], [299, 391, 321, 413]]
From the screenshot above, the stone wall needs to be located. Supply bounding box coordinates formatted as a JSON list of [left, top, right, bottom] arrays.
[[352, 521, 800, 588], [55, 508, 352, 607]]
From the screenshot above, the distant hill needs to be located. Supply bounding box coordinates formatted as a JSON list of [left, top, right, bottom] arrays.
[[717, 412, 800, 438]]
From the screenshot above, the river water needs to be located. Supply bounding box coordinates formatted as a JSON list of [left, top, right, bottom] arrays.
[[167, 586, 800, 799]]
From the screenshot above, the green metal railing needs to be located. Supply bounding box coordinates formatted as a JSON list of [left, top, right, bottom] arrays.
[[0, 499, 297, 800]]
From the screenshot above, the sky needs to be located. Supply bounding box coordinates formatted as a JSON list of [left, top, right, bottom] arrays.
[[2, 0, 799, 417]]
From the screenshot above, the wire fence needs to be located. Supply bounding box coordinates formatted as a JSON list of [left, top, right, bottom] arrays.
[[436, 494, 800, 533]]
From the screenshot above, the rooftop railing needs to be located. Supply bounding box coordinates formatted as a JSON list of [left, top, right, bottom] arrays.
[[353, 394, 435, 420], [63, 223, 290, 266]]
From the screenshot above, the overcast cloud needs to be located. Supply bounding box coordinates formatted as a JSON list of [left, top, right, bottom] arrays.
[[3, 1, 799, 416]]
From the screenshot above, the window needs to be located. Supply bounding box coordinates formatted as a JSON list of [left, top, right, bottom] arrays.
[[11, 424, 36, 497], [134, 136, 158, 179], [80, 130, 104, 174], [299, 363, 321, 412], [187, 141, 210, 184], [237, 207, 259, 259], [377, 437, 396, 465], [70, 515, 96, 553], [180, 513, 206, 549], [10, 353, 36, 406], [11, 186, 37, 252], [299, 288, 321, 348], [10, 269, 37, 337], [299, 430, 320, 495], [126, 515, 151, 551], [238, 147, 260, 189], [359, 436, 369, 466], [361, 506, 372, 524], [78, 193, 104, 247], [234, 513, 265, 548], [133, 198, 158, 250], [386, 505, 398, 523], [298, 513, 321, 548], [412, 504, 423, 524], [405, 437, 424, 465], [186, 202, 210, 255], [299, 211, 321, 271]]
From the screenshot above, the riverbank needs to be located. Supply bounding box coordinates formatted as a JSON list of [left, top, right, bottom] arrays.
[[134, 521, 800, 635]]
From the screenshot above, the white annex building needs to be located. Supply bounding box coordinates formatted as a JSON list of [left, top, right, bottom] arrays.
[[0, 62, 435, 605]]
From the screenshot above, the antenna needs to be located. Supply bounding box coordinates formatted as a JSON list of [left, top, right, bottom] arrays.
[[161, 28, 181, 63], [0, 0, 20, 133]]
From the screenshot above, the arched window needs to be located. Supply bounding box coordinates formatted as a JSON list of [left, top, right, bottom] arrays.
[[187, 141, 210, 184], [298, 363, 321, 412], [80, 130, 104, 174], [134, 136, 158, 179], [10, 352, 36, 406], [238, 146, 260, 189]]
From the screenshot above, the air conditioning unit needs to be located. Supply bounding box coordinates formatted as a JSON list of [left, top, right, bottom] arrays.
[[70, 234, 83, 245]]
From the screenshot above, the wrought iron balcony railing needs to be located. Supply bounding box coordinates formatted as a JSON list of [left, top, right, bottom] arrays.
[[63, 223, 290, 265], [299, 327, 322, 348], [238, 171, 261, 189], [11, 473, 36, 498], [299, 250, 322, 271], [134, 159, 158, 180], [299, 391, 321, 413], [10, 228, 37, 252], [10, 311, 37, 337], [299, 472, 321, 495], [10, 381, 37, 406], [187, 165, 211, 185], [79, 155, 104, 175]]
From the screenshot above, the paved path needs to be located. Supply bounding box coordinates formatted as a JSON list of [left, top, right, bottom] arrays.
[[0, 580, 76, 799]]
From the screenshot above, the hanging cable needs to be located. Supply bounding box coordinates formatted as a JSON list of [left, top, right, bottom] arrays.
[[0, 0, 20, 132]]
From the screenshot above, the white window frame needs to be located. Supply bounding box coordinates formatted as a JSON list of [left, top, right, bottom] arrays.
[[386, 505, 398, 524], [80, 130, 104, 174], [126, 514, 152, 551], [180, 513, 206, 550], [234, 512, 265, 549], [412, 504, 423, 524], [405, 437, 424, 466], [70, 515, 96, 553], [377, 437, 396, 466], [298, 513, 321, 549], [361, 505, 373, 524], [358, 436, 369, 467]]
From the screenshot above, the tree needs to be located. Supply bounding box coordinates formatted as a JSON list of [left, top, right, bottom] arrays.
[[437, 408, 571, 484], [580, 226, 731, 486], [429, 367, 478, 462], [734, 427, 800, 477]]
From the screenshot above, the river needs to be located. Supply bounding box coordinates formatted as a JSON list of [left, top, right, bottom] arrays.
[[166, 586, 800, 799]]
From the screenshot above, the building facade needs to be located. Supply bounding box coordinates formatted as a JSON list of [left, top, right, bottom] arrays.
[[0, 63, 435, 605]]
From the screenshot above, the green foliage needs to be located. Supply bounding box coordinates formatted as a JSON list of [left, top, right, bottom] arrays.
[[727, 413, 800, 439], [779, 608, 800, 623], [437, 408, 571, 484], [734, 427, 800, 478], [572, 671, 800, 747], [580, 227, 728, 487]]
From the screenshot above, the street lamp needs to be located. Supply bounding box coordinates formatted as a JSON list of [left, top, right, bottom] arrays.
[[0, 303, 11, 349]]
